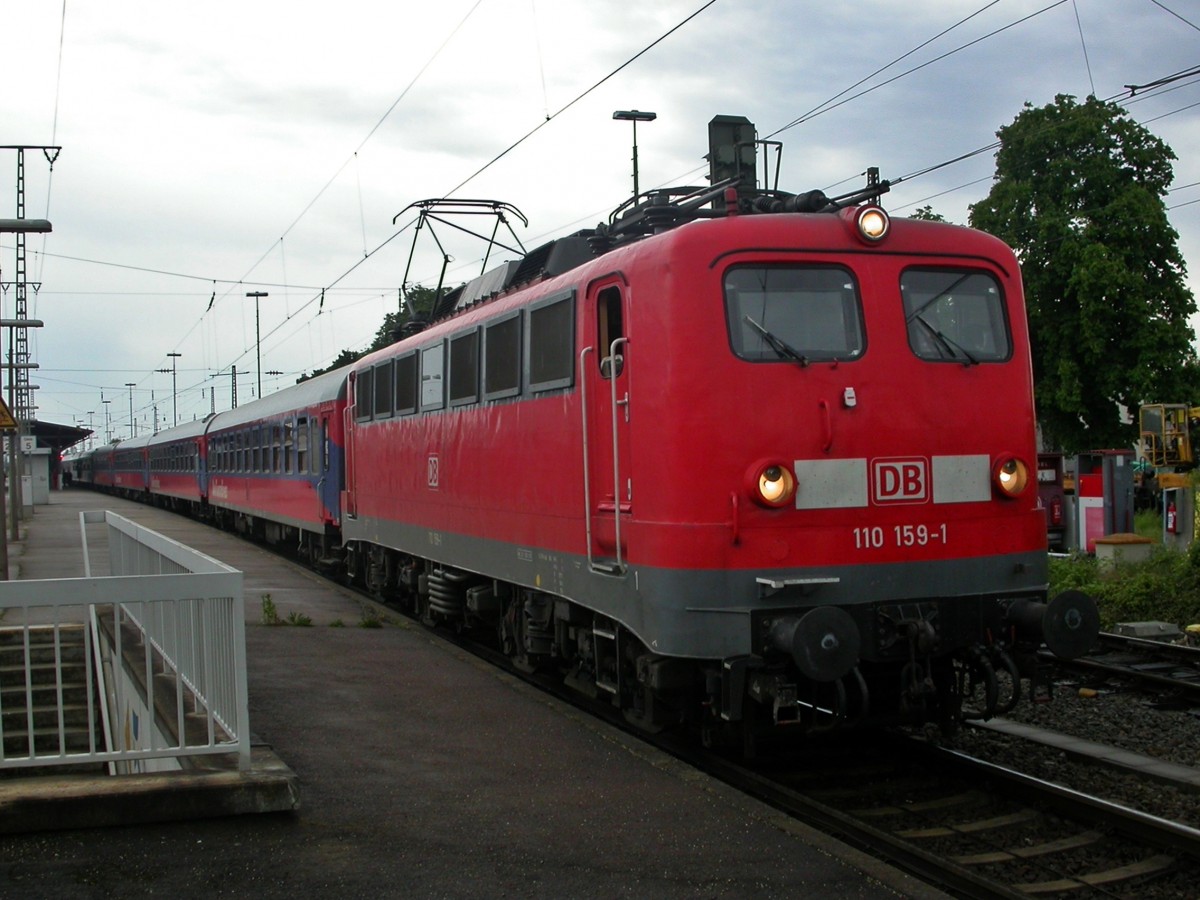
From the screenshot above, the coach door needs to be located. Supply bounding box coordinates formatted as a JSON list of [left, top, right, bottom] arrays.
[[582, 279, 633, 573]]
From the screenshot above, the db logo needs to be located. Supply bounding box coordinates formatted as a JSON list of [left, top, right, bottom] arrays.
[[427, 454, 440, 490], [872, 458, 928, 505]]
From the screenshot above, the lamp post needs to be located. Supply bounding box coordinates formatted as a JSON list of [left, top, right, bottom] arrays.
[[158, 352, 181, 427], [102, 398, 112, 443], [246, 291, 269, 398], [612, 110, 656, 201], [125, 382, 136, 438]]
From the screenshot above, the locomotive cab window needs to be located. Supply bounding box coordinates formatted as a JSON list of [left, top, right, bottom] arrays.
[[597, 285, 624, 379], [725, 266, 864, 363], [902, 269, 1010, 364]]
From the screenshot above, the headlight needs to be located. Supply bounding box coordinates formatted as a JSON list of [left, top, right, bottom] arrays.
[[856, 206, 889, 243], [749, 461, 797, 508], [993, 456, 1030, 497]]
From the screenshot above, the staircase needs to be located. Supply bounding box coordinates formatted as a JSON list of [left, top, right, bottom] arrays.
[[0, 624, 106, 773]]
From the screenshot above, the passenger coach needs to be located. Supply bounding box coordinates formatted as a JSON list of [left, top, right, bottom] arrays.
[[205, 367, 346, 561]]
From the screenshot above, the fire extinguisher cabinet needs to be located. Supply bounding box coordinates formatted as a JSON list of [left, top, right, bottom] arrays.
[[1074, 450, 1135, 553], [1163, 486, 1194, 551]]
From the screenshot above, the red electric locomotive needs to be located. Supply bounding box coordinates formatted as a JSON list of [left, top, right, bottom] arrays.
[[341, 116, 1097, 746]]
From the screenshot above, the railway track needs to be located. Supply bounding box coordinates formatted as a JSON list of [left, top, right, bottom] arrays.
[[398, 598, 1200, 898], [1044, 631, 1200, 705], [676, 731, 1200, 899]]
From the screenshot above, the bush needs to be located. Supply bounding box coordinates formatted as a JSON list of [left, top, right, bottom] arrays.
[[1049, 548, 1200, 629]]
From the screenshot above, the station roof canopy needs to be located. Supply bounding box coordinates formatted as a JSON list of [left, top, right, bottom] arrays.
[[30, 420, 92, 455]]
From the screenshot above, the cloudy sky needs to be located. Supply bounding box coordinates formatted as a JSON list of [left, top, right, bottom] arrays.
[[2, 0, 1198, 440]]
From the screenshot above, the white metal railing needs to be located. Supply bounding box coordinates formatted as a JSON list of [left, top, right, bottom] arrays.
[[0, 510, 248, 772]]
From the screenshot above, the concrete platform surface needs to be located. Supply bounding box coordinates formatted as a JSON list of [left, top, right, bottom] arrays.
[[1, 491, 944, 899]]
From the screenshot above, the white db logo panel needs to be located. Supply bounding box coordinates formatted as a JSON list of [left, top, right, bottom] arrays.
[[872, 458, 928, 505]]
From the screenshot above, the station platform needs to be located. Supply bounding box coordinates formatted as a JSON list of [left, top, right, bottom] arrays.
[[1, 491, 942, 898]]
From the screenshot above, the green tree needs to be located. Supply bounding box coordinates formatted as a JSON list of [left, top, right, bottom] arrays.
[[969, 94, 1197, 452], [908, 204, 949, 223]]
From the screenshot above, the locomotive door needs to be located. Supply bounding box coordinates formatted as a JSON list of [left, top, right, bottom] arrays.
[[582, 279, 633, 572], [343, 371, 359, 519]]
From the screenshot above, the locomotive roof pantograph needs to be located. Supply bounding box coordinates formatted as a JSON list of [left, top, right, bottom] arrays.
[[394, 116, 893, 335]]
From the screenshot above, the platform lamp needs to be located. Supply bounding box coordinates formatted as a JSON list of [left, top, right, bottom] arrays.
[[0, 217, 50, 580], [612, 110, 656, 202], [158, 352, 181, 427], [246, 291, 269, 397], [125, 382, 137, 438]]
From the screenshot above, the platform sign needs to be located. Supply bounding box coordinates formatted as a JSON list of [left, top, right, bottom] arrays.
[[0, 398, 15, 431]]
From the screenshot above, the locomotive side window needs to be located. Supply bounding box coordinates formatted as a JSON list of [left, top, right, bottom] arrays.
[[421, 343, 446, 411], [724, 266, 863, 362], [355, 370, 373, 422], [527, 290, 575, 392], [374, 361, 394, 419], [597, 285, 624, 379], [449, 329, 480, 407], [901, 269, 1010, 364], [484, 312, 521, 401], [395, 353, 418, 415]]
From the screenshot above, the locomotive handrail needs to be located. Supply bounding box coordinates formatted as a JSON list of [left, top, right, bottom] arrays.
[[580, 340, 630, 575], [580, 346, 596, 571], [609, 337, 630, 574]]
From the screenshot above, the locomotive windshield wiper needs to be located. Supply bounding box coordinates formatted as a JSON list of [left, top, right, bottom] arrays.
[[744, 316, 809, 367], [912, 314, 978, 366], [905, 273, 972, 323]]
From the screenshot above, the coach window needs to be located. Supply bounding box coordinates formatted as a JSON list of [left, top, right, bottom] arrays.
[[901, 269, 1010, 364], [272, 423, 283, 473], [284, 420, 295, 474], [421, 343, 445, 412], [355, 370, 373, 422], [527, 290, 575, 392], [725, 266, 864, 363], [374, 361, 394, 419], [297, 416, 309, 473], [484, 312, 521, 401], [597, 285, 624, 378], [449, 328, 480, 407]]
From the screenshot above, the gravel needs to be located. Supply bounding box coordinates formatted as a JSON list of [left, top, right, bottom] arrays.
[[943, 672, 1200, 830]]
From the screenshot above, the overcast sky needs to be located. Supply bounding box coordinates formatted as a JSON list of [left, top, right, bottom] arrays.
[[2, 0, 1198, 439]]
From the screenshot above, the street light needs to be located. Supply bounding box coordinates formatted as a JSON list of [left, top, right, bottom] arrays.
[[246, 291, 269, 398], [125, 382, 136, 438], [612, 109, 657, 201], [158, 352, 181, 426]]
